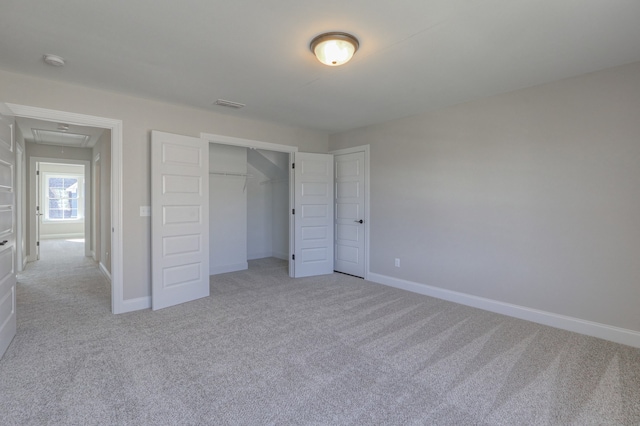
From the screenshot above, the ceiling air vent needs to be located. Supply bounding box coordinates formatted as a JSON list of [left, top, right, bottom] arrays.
[[214, 99, 246, 109]]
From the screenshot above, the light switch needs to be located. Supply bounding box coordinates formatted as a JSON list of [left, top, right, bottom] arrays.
[[140, 206, 151, 217]]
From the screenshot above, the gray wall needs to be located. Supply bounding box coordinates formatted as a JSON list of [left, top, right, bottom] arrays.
[[329, 61, 640, 332], [247, 162, 273, 260], [0, 69, 328, 300], [247, 149, 289, 260], [209, 144, 248, 274]]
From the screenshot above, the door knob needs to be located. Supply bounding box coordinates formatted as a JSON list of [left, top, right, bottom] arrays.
[[354, 219, 364, 224]]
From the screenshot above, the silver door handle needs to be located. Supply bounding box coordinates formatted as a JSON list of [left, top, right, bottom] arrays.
[[354, 219, 364, 224]]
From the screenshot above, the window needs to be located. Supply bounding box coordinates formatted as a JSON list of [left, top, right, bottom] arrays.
[[43, 173, 84, 221]]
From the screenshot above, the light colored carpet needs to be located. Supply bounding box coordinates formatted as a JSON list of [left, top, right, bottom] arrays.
[[1, 240, 639, 425]]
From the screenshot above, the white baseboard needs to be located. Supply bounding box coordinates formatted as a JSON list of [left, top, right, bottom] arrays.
[[210, 262, 248, 275], [120, 296, 151, 313], [248, 252, 272, 261], [248, 251, 289, 261], [99, 262, 111, 281], [367, 272, 640, 349], [40, 233, 84, 240], [272, 251, 289, 261]]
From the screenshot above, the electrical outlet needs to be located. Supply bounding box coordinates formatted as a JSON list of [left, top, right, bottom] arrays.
[[140, 206, 151, 217], [395, 258, 400, 267]]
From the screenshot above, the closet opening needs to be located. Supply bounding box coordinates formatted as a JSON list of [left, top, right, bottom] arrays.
[[208, 143, 291, 276]]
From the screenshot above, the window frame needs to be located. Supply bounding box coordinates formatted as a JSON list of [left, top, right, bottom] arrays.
[[42, 171, 85, 223]]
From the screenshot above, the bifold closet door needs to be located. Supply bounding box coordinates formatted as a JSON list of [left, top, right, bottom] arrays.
[[293, 152, 333, 277]]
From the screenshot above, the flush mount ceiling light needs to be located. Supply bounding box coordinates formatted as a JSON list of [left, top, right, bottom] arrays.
[[310, 32, 359, 66], [43, 54, 65, 67]]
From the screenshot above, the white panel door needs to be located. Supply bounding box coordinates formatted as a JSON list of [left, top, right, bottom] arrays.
[[0, 112, 16, 358], [334, 151, 366, 277], [293, 152, 334, 277], [35, 162, 40, 260], [151, 131, 209, 310]]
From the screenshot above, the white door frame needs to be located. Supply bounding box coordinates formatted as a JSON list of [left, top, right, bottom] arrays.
[[200, 132, 298, 277], [2, 103, 124, 314], [15, 143, 25, 272], [93, 153, 101, 263], [330, 145, 370, 280], [29, 158, 91, 257]]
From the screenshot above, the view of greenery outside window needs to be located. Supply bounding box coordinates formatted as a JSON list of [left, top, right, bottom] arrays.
[[44, 174, 84, 221]]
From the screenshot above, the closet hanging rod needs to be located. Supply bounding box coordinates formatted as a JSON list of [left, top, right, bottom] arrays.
[[209, 171, 254, 178]]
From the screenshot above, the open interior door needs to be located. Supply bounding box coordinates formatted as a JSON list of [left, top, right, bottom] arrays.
[[0, 112, 16, 358], [151, 131, 209, 310], [35, 162, 40, 260], [293, 152, 334, 277]]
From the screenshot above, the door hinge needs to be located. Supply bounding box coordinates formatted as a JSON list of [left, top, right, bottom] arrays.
[[292, 209, 295, 215], [36, 170, 40, 176], [36, 241, 40, 247], [292, 254, 295, 260], [36, 206, 39, 211], [292, 163, 295, 169]]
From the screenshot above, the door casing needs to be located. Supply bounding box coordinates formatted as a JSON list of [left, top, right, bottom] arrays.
[[2, 103, 124, 314]]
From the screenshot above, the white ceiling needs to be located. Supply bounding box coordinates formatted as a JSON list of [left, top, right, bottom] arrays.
[[1, 0, 640, 134]]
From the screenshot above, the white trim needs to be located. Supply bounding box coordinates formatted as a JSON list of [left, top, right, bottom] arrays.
[[273, 250, 288, 260], [121, 296, 150, 313], [92, 153, 100, 264], [247, 251, 273, 261], [200, 133, 299, 153], [210, 262, 248, 275], [99, 261, 111, 281], [4, 103, 124, 314], [329, 145, 370, 280], [368, 272, 640, 349], [15, 143, 25, 272], [247, 252, 290, 261], [40, 170, 85, 223], [40, 233, 84, 240]]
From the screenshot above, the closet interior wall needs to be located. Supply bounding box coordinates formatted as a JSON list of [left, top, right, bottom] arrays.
[[209, 144, 289, 275], [247, 149, 289, 261]]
